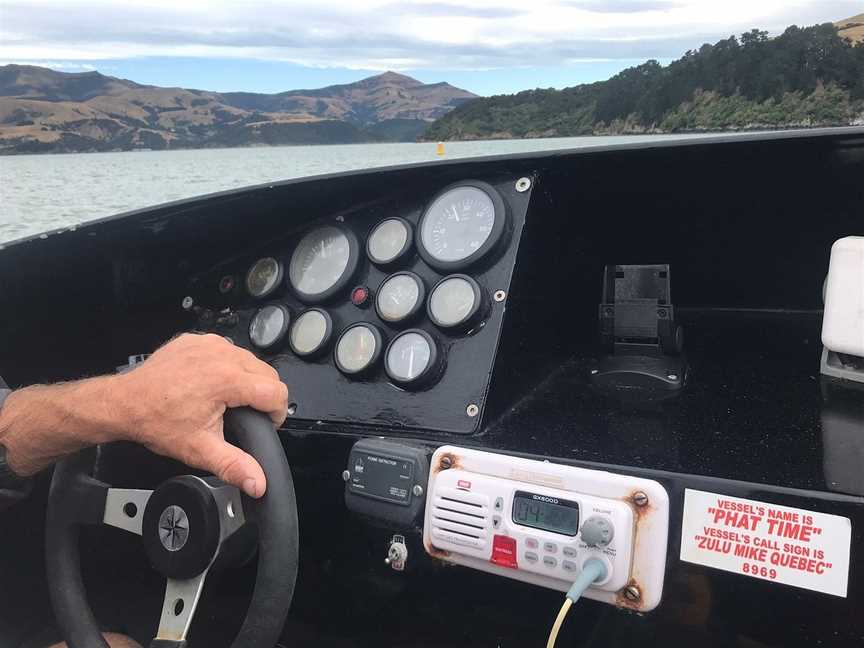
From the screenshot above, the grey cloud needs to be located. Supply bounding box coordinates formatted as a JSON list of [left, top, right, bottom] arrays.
[[559, 1, 684, 13], [383, 2, 525, 18]]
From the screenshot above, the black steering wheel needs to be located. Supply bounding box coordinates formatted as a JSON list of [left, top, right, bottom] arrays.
[[45, 407, 299, 648]]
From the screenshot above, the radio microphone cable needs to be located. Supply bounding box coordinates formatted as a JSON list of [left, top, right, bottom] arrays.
[[546, 558, 608, 648]]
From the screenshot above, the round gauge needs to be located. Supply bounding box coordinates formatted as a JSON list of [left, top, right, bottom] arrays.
[[248, 304, 290, 350], [289, 308, 333, 358], [289, 225, 360, 303], [334, 323, 384, 376], [428, 274, 484, 330], [245, 257, 283, 298], [417, 181, 507, 271], [375, 272, 425, 324], [367, 217, 413, 266], [385, 329, 441, 388]]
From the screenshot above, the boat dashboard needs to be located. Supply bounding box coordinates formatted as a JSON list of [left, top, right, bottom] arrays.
[[184, 175, 531, 434]]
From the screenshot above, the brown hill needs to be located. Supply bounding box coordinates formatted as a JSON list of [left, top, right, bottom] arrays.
[[836, 13, 864, 44], [0, 65, 477, 154]]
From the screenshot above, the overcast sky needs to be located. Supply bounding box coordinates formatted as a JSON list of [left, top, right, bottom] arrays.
[[0, 0, 860, 95]]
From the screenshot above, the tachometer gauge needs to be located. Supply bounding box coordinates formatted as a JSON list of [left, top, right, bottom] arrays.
[[245, 257, 283, 298], [385, 329, 441, 388], [417, 181, 507, 271], [289, 308, 333, 358], [367, 217, 413, 266], [428, 274, 484, 330], [248, 304, 290, 350], [335, 323, 384, 376], [289, 225, 359, 303], [375, 272, 425, 324]]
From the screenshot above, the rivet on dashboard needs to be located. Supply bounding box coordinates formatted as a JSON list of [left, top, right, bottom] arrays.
[[633, 492, 649, 507], [515, 177, 532, 192], [412, 485, 424, 497], [342, 470, 351, 482], [623, 585, 642, 602], [287, 402, 297, 416], [181, 296, 194, 310], [494, 290, 507, 303], [466, 404, 479, 417]]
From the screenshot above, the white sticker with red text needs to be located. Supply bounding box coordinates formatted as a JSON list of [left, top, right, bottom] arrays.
[[680, 489, 851, 597]]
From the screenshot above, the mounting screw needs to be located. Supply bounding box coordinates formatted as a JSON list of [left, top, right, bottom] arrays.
[[667, 373, 679, 381], [181, 296, 194, 310], [623, 585, 641, 602], [287, 402, 297, 416], [341, 470, 350, 482], [466, 404, 479, 417], [603, 307, 614, 317], [633, 491, 649, 507], [515, 177, 532, 192], [412, 485, 424, 497], [657, 308, 668, 319], [494, 290, 507, 302]]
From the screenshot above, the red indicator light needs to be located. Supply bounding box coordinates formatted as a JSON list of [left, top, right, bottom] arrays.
[[351, 286, 370, 307]]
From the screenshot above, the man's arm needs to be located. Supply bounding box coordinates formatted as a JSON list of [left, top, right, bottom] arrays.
[[0, 333, 288, 498]]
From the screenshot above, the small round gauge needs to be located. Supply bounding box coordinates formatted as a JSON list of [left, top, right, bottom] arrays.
[[248, 304, 290, 350], [289, 308, 333, 358], [417, 181, 507, 271], [375, 272, 425, 324], [334, 323, 384, 376], [245, 257, 283, 298], [289, 225, 360, 303], [428, 274, 484, 330], [385, 329, 441, 388], [367, 217, 413, 266]]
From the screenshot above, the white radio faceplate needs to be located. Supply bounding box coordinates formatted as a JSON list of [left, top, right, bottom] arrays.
[[422, 446, 670, 612]]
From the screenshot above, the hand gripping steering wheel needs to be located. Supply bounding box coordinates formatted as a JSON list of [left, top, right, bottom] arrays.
[[45, 408, 299, 648]]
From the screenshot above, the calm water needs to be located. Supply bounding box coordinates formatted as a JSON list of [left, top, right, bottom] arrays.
[[0, 135, 712, 244]]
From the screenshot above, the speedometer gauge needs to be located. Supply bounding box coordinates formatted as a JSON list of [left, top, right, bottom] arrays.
[[417, 181, 507, 271], [289, 225, 359, 303]]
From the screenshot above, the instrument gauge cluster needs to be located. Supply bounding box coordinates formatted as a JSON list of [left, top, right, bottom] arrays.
[[195, 176, 530, 434]]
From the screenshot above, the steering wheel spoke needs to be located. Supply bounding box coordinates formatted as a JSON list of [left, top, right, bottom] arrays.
[[150, 570, 209, 647], [103, 488, 153, 535]]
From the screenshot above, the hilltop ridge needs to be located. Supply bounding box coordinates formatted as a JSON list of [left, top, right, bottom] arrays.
[[425, 21, 864, 140], [0, 68, 476, 154]]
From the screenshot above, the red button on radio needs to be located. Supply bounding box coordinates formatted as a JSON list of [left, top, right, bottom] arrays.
[[491, 535, 518, 569]]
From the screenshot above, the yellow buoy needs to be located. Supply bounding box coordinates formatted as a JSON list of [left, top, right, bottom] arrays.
[[436, 141, 445, 156]]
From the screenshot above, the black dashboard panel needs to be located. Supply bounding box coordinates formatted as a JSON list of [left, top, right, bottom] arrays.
[[189, 174, 533, 434]]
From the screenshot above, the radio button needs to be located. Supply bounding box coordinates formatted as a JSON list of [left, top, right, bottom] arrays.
[[542, 556, 557, 568], [492, 515, 502, 529], [563, 546, 577, 558], [524, 551, 539, 563], [525, 537, 539, 549], [543, 542, 558, 554], [562, 560, 577, 573]]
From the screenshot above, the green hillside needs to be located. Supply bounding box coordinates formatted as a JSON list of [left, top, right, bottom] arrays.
[[425, 23, 864, 140]]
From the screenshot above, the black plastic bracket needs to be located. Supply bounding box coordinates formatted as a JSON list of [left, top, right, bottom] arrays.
[[593, 264, 686, 395]]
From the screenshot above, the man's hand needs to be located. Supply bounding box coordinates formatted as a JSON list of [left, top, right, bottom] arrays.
[[0, 334, 288, 497]]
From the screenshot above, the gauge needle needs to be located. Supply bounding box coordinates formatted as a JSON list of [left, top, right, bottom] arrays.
[[450, 206, 460, 222], [408, 347, 415, 378]]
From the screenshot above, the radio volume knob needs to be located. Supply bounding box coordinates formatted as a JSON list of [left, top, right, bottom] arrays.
[[580, 516, 614, 548]]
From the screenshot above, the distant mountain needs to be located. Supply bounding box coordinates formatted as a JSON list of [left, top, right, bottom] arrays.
[[836, 13, 864, 44], [424, 22, 864, 140], [0, 66, 476, 154]]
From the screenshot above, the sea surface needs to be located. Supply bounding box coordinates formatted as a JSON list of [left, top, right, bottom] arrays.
[[0, 135, 716, 244]]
